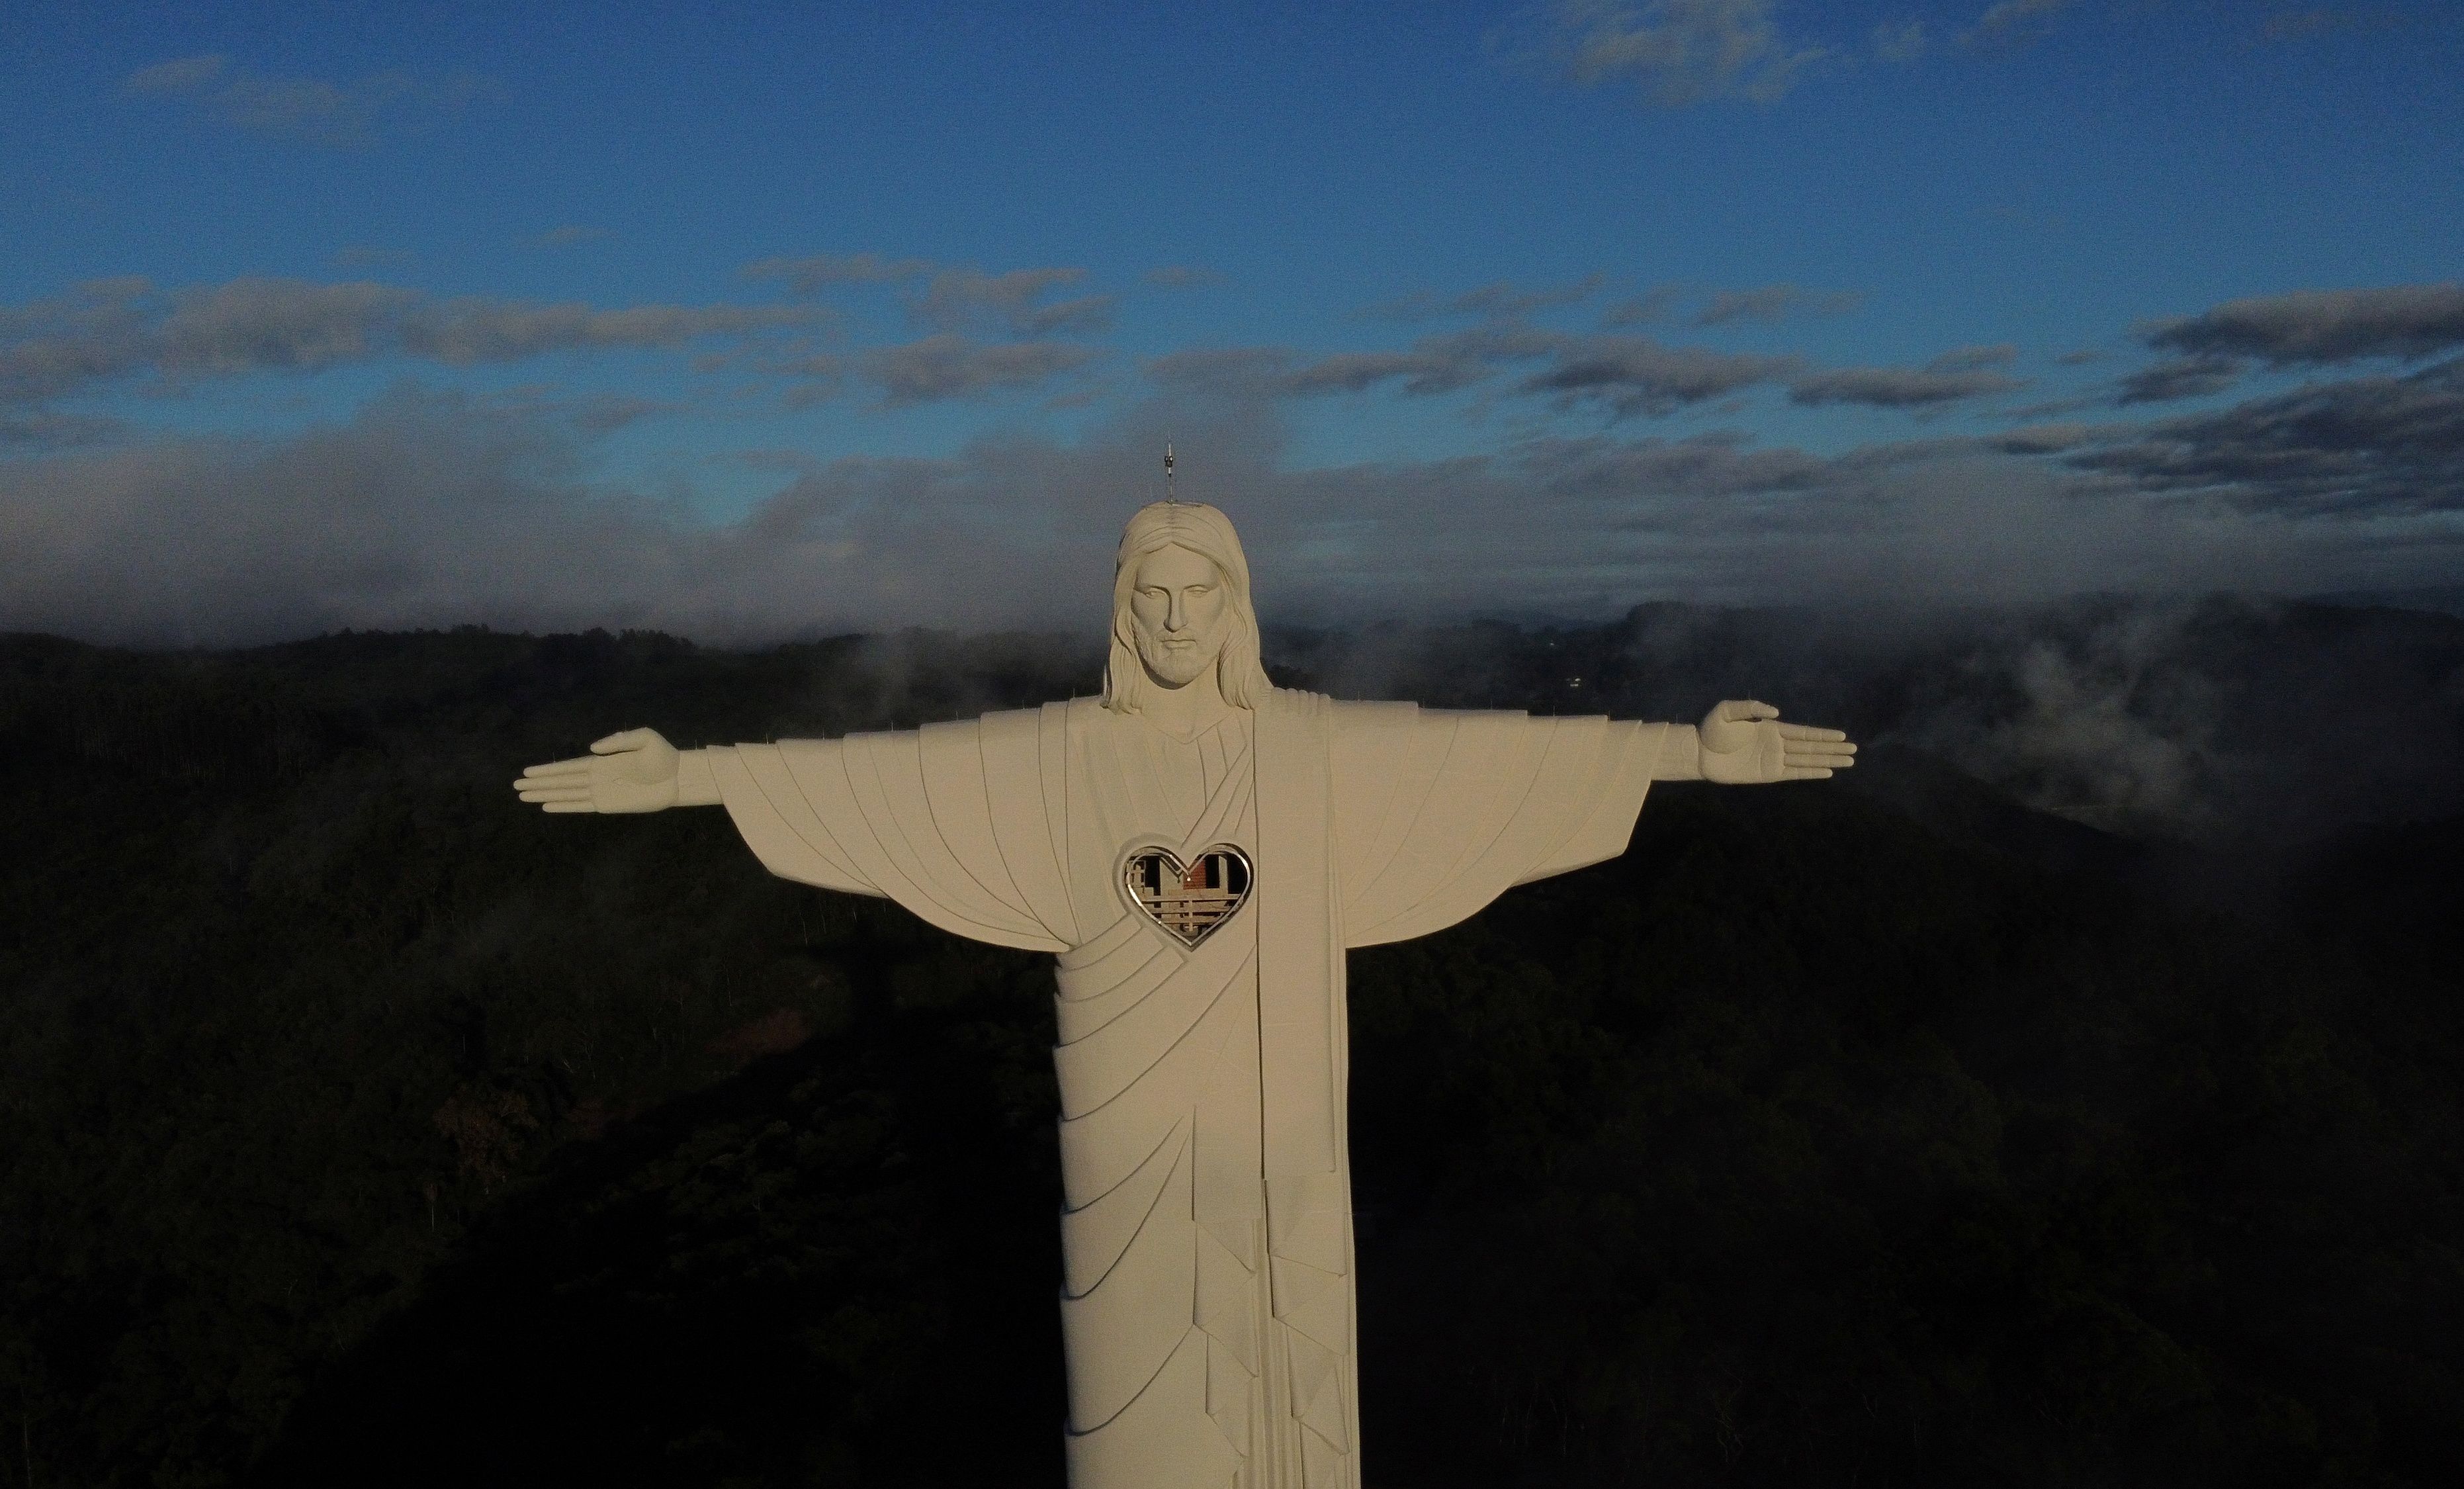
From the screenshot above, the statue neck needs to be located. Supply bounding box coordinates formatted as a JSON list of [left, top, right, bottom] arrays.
[[1139, 669, 1237, 742]]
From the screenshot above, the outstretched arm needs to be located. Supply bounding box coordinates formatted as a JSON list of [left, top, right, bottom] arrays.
[[513, 720, 1071, 952], [1658, 699, 1856, 785], [512, 729, 723, 813]]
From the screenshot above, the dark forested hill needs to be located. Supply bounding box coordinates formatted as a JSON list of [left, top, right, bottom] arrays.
[[1, 604, 2459, 1487]]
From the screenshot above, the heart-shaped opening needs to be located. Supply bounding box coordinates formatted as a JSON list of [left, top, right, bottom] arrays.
[[1123, 844, 1253, 948]]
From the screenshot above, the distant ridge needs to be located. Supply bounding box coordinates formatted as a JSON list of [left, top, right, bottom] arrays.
[[2312, 584, 2464, 618]]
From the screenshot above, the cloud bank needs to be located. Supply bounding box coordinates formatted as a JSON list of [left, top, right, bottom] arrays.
[[8, 273, 2461, 647], [0, 277, 816, 408], [1549, 0, 1827, 107], [7, 375, 2449, 649], [2145, 284, 2464, 366], [122, 54, 490, 147]]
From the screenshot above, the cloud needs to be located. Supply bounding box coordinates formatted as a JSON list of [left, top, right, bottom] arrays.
[[0, 388, 1176, 646], [1282, 342, 1509, 397], [738, 255, 1114, 336], [0, 277, 408, 406], [1517, 429, 1833, 496], [0, 410, 122, 448], [2004, 393, 2107, 419], [910, 267, 1114, 336], [331, 246, 415, 269], [740, 253, 935, 295], [1602, 287, 1680, 326], [2144, 283, 2464, 365], [1361, 276, 1604, 322], [0, 277, 823, 406], [1690, 283, 1864, 326], [1521, 334, 1796, 416], [1894, 603, 2240, 838], [120, 54, 488, 147], [1990, 422, 2096, 455], [1284, 349, 1474, 396], [0, 286, 167, 404], [399, 300, 813, 363], [1872, 19, 1927, 61], [123, 56, 227, 95], [154, 278, 414, 374], [2117, 355, 2246, 405], [1144, 347, 1304, 398], [14, 384, 2439, 651], [861, 335, 1100, 405], [1926, 343, 2019, 372], [1144, 265, 1227, 290], [524, 225, 614, 249], [1787, 357, 2027, 408], [1963, 0, 2072, 49], [1548, 0, 1827, 108], [1147, 324, 1562, 401], [568, 394, 680, 433], [1150, 326, 1800, 416], [2089, 361, 2464, 516], [2068, 357, 2464, 515]]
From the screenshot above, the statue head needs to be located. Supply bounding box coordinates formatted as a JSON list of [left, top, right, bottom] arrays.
[[1102, 501, 1273, 714]]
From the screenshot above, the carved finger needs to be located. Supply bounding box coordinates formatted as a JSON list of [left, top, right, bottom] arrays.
[[1781, 766, 1835, 780], [591, 729, 654, 754], [1784, 746, 1857, 763], [1715, 699, 1779, 723], [1775, 723, 1848, 743], [521, 759, 592, 779], [518, 784, 594, 801]]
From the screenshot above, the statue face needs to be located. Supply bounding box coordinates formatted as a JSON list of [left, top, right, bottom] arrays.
[[1127, 543, 1231, 690]]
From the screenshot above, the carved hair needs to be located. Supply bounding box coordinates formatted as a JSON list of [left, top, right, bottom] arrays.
[[1101, 501, 1274, 713]]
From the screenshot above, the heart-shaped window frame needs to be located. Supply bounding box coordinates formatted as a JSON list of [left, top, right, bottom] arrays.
[[1121, 844, 1253, 948]]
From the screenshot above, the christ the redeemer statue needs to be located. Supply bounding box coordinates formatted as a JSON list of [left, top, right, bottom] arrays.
[[515, 501, 1855, 1488]]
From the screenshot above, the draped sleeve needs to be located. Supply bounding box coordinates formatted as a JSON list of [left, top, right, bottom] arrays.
[[701, 706, 1077, 955], [1330, 703, 1671, 949]]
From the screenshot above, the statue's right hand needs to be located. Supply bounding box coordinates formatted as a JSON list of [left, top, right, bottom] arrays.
[[513, 728, 680, 814]]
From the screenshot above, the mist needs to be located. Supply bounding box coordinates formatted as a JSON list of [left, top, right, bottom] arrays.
[[1268, 594, 2464, 860], [7, 384, 2455, 650]]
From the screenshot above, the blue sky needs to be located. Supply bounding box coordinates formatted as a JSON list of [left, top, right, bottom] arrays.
[[4, 0, 2461, 644]]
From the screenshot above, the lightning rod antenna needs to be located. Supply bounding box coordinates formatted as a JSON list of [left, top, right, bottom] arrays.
[[1164, 442, 1176, 504]]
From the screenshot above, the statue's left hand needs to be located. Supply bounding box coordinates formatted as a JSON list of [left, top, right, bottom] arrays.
[[512, 729, 681, 813], [1698, 700, 1857, 784]]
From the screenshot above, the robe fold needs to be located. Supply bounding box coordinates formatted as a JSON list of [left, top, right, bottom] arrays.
[[704, 689, 1672, 1489]]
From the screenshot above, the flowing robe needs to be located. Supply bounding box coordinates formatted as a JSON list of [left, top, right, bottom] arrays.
[[701, 688, 1678, 1488]]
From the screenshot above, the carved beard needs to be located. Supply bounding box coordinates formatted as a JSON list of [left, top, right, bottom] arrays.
[[1133, 623, 1223, 688]]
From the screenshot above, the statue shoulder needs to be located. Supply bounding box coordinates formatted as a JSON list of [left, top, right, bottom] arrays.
[[961, 701, 1065, 730]]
